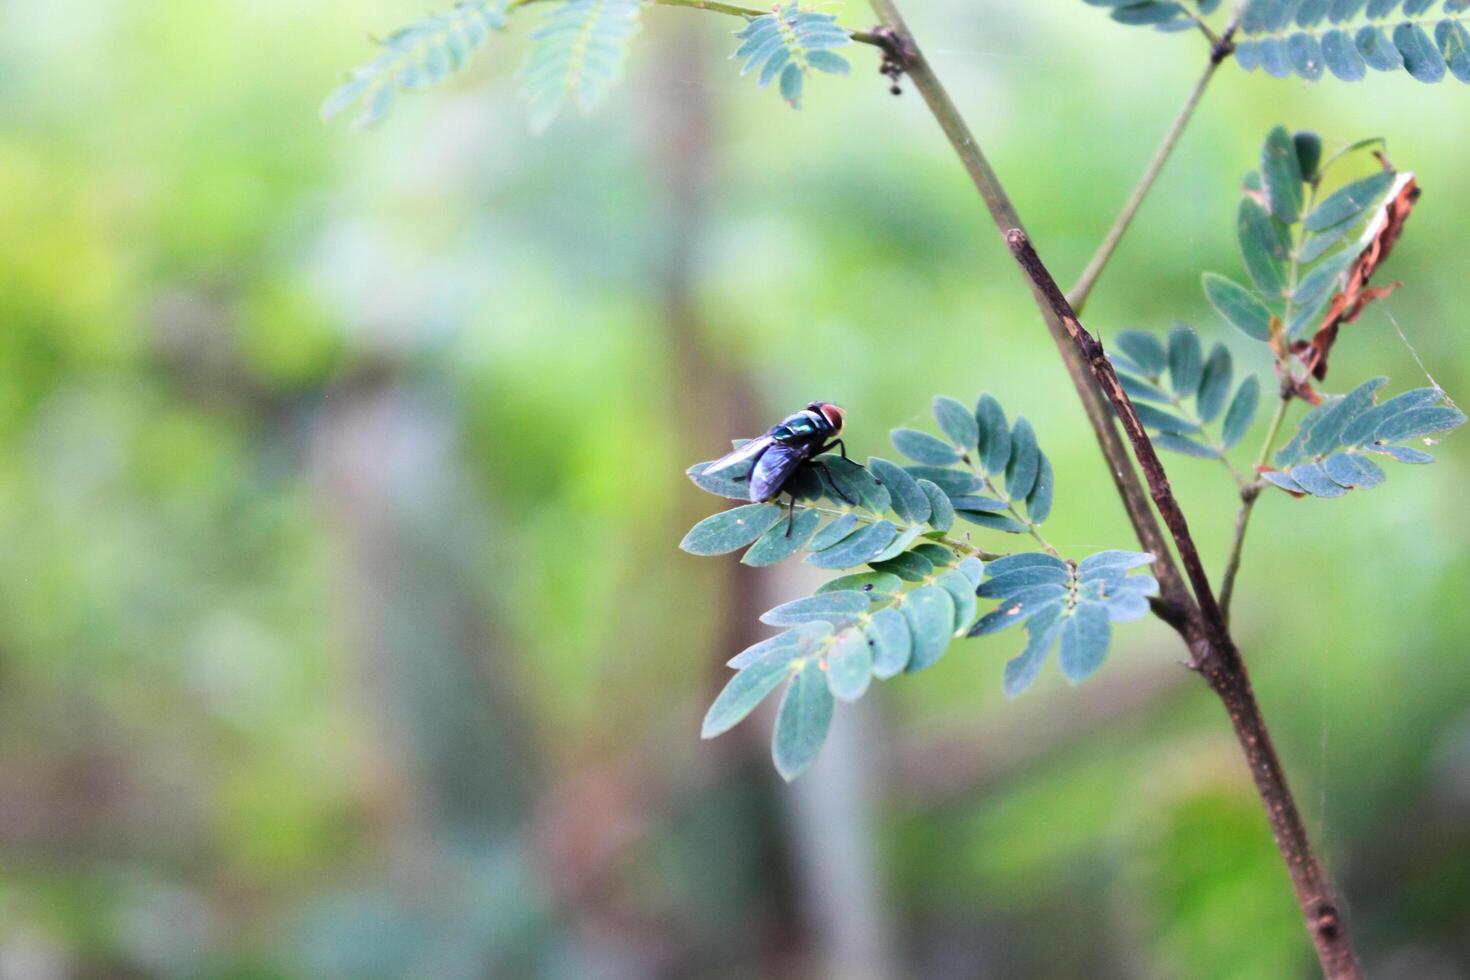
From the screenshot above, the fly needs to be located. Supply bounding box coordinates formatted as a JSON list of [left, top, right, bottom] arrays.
[[704, 401, 855, 534]]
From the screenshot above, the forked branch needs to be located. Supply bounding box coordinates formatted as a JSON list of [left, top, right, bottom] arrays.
[[1005, 229, 1360, 980]]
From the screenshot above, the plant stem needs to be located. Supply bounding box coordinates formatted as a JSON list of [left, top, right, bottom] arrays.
[[1006, 230, 1359, 979], [1219, 394, 1290, 618], [864, 0, 1198, 632], [511, 0, 887, 45], [1067, 19, 1238, 315]]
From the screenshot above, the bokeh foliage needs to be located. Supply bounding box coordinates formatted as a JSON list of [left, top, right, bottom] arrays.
[[3, 1, 1470, 977]]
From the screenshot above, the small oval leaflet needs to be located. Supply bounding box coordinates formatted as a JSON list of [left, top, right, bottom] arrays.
[[680, 503, 783, 556], [825, 628, 873, 702], [902, 586, 956, 672], [772, 658, 834, 781]]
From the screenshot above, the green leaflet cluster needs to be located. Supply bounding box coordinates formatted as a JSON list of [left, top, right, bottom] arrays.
[[321, 2, 509, 128], [683, 395, 1158, 779], [1235, 0, 1470, 84], [1081, 0, 1222, 30], [732, 4, 852, 108], [971, 551, 1158, 696], [1262, 377, 1466, 496], [520, 0, 646, 131], [326, 0, 861, 129], [1108, 325, 1262, 461], [1203, 127, 1397, 341]]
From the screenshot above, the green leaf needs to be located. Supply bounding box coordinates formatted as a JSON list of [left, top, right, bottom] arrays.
[[1221, 376, 1261, 449], [732, 3, 852, 110], [902, 586, 956, 672], [866, 607, 913, 679], [1132, 402, 1200, 434], [1115, 330, 1168, 377], [1153, 432, 1222, 458], [1167, 323, 1204, 397], [870, 525, 927, 564], [825, 628, 872, 702], [1322, 452, 1386, 488], [1321, 27, 1368, 79], [324, 2, 509, 128], [868, 457, 931, 525], [761, 591, 870, 627], [727, 621, 830, 668], [681, 503, 783, 555], [687, 459, 755, 500], [703, 646, 800, 738], [1237, 198, 1290, 295], [1058, 602, 1112, 683], [979, 563, 1070, 596], [1356, 25, 1404, 72], [1373, 405, 1467, 442], [1027, 453, 1055, 524], [1196, 343, 1234, 422], [1304, 169, 1395, 231], [1440, 19, 1470, 81], [817, 571, 903, 595], [809, 512, 859, 551], [1203, 273, 1274, 341], [871, 549, 935, 582], [822, 457, 891, 513], [975, 395, 1012, 475], [1004, 606, 1063, 698], [742, 508, 820, 566], [1078, 550, 1156, 575], [1006, 418, 1041, 501], [1261, 125, 1304, 223], [904, 467, 982, 498], [958, 512, 1030, 534], [985, 552, 1067, 578], [933, 396, 980, 450], [806, 520, 900, 569], [772, 658, 834, 780], [1395, 21, 1446, 81], [521, 0, 644, 132], [892, 428, 962, 466], [1294, 130, 1323, 181], [936, 569, 979, 634], [918, 479, 954, 532]]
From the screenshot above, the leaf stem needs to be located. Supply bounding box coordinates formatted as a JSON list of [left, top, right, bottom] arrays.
[[1066, 14, 1239, 315], [1218, 393, 1290, 618], [510, 0, 887, 45]]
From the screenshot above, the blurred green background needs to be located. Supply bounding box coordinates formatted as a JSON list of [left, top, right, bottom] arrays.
[[2, 1, 1468, 977]]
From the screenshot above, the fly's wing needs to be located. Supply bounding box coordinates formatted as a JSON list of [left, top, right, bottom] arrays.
[[703, 435, 774, 478], [749, 442, 807, 502]]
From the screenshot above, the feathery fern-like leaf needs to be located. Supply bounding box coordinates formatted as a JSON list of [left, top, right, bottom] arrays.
[[520, 0, 645, 132], [1234, 0, 1470, 83], [732, 4, 852, 108], [323, 2, 508, 128]]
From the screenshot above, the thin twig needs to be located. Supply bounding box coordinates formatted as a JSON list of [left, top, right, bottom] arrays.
[[1066, 17, 1237, 314], [1219, 394, 1290, 618], [1006, 229, 1360, 980], [511, 0, 887, 45]]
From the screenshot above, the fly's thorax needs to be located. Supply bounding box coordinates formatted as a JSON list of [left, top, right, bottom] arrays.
[[772, 411, 825, 443]]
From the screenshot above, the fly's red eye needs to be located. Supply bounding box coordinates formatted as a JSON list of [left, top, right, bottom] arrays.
[[819, 403, 845, 431]]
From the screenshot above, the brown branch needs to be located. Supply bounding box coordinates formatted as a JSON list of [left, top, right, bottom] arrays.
[[1005, 229, 1361, 980], [863, 0, 1198, 637]]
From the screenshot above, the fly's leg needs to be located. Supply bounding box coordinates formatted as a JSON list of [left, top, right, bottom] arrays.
[[813, 461, 856, 506], [785, 494, 797, 537], [817, 439, 850, 461]]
